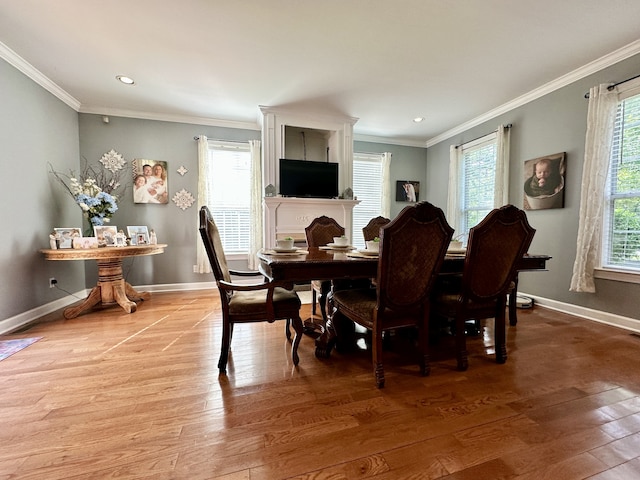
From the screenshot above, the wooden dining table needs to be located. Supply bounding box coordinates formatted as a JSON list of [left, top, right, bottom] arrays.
[[257, 247, 551, 357]]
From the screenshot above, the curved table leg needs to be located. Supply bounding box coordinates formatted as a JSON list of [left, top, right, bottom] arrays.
[[63, 286, 102, 319]]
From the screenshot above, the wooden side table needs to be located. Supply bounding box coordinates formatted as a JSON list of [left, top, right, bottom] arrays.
[[41, 244, 167, 318]]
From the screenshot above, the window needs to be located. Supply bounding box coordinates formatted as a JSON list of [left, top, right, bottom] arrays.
[[456, 133, 498, 237], [352, 153, 384, 249], [205, 140, 251, 254], [602, 91, 640, 271]]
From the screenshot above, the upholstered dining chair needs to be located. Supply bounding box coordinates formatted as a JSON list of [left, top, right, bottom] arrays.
[[331, 202, 454, 388], [304, 216, 345, 324], [362, 216, 390, 242], [432, 204, 535, 371], [199, 206, 304, 374]]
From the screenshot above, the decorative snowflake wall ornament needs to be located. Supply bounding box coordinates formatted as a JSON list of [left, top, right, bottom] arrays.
[[177, 165, 188, 176], [100, 149, 126, 173], [172, 189, 195, 211]]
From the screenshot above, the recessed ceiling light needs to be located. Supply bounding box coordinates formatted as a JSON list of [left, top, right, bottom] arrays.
[[413, 117, 425, 123], [116, 75, 135, 85]]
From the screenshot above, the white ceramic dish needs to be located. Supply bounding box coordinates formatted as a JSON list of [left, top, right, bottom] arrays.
[[357, 249, 379, 256], [273, 246, 298, 253], [327, 243, 352, 249]]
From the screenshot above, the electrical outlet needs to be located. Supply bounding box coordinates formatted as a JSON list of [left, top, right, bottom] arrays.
[[193, 265, 198, 273], [49, 277, 57, 288]]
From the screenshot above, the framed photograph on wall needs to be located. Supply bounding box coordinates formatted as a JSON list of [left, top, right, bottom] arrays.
[[93, 226, 118, 246], [395, 180, 420, 202], [54, 227, 82, 249], [127, 226, 149, 245], [523, 152, 566, 210], [132, 158, 169, 204]]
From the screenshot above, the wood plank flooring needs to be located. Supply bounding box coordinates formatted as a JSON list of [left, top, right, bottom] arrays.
[[1, 290, 639, 479]]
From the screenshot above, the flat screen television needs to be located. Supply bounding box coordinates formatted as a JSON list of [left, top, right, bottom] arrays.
[[279, 158, 339, 199]]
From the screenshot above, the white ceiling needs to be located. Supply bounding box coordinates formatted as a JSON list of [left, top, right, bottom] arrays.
[[1, 0, 640, 146]]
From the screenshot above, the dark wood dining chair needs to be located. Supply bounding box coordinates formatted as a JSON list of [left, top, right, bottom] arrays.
[[304, 216, 345, 324], [199, 206, 304, 374], [432, 204, 535, 371], [331, 202, 454, 388], [362, 216, 390, 242]]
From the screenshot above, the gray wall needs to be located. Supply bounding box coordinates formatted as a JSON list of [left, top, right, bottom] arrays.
[[78, 114, 261, 287], [354, 141, 428, 219], [426, 53, 640, 321], [0, 58, 84, 322]]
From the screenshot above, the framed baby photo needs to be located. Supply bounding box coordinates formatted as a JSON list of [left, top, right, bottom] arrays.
[[127, 225, 149, 245], [523, 152, 566, 211], [54, 227, 82, 249], [395, 180, 420, 202], [93, 225, 118, 246], [132, 158, 169, 204]]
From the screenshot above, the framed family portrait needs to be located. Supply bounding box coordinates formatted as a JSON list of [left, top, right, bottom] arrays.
[[132, 158, 169, 204], [93, 225, 118, 246], [72, 237, 99, 249], [127, 225, 149, 245], [396, 180, 420, 202], [54, 227, 82, 249]]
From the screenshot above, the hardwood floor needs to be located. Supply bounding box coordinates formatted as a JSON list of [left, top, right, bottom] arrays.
[[1, 290, 640, 479]]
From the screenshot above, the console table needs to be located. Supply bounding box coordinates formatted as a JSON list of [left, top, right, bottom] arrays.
[[41, 244, 167, 318]]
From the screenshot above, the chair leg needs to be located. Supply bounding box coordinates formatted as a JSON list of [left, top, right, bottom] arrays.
[[455, 315, 468, 371], [495, 297, 507, 364], [285, 318, 292, 341], [311, 289, 317, 315], [218, 321, 233, 374], [419, 321, 430, 377], [372, 325, 385, 388], [291, 315, 304, 366]]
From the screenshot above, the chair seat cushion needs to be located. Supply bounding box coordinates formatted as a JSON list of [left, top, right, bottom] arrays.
[[433, 292, 499, 319], [229, 287, 301, 316]]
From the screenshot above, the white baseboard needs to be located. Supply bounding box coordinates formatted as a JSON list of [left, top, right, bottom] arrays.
[[3, 284, 637, 335], [520, 291, 640, 334]]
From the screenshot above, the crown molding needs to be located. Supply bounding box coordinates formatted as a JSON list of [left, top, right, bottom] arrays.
[[353, 133, 427, 148], [425, 39, 640, 148], [79, 105, 260, 131], [0, 40, 81, 111]]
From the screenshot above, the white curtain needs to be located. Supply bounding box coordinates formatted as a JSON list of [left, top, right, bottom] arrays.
[[196, 135, 212, 274], [381, 152, 392, 218], [446, 144, 461, 232], [247, 139, 262, 270], [494, 124, 510, 207], [570, 85, 619, 293]]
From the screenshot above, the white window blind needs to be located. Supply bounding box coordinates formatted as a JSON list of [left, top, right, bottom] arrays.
[[352, 153, 384, 249], [206, 140, 251, 254], [602, 92, 640, 270], [460, 135, 497, 234]]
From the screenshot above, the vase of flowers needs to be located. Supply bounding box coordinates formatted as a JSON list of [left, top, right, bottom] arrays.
[[49, 154, 126, 235]]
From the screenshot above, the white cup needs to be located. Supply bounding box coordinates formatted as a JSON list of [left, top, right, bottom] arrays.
[[333, 236, 349, 246], [365, 240, 379, 252], [276, 238, 294, 250]]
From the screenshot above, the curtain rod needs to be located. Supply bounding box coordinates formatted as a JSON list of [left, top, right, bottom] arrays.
[[454, 123, 512, 149], [584, 73, 640, 98]]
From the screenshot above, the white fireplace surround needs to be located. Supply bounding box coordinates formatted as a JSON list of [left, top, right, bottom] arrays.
[[264, 197, 360, 248]]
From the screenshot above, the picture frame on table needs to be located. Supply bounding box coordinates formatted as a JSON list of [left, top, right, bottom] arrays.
[[54, 227, 82, 249], [93, 225, 118, 246], [127, 225, 149, 245], [72, 237, 99, 249]]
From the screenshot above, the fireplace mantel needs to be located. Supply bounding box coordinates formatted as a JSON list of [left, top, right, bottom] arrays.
[[264, 197, 360, 248]]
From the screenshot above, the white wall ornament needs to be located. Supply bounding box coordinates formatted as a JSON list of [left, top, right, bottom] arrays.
[[177, 165, 188, 176], [100, 149, 126, 173], [172, 188, 195, 211]]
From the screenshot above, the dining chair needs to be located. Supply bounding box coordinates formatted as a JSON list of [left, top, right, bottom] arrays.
[[304, 216, 345, 324], [432, 204, 535, 371], [199, 206, 304, 374], [331, 201, 454, 388], [362, 216, 390, 242]]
